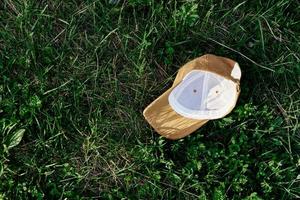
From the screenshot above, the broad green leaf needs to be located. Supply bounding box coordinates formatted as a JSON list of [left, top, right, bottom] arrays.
[[7, 129, 25, 150]]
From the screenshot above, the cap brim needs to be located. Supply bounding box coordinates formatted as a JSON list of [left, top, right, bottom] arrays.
[[143, 86, 208, 140]]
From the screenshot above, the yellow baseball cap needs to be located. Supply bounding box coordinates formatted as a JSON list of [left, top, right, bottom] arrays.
[[143, 54, 241, 140]]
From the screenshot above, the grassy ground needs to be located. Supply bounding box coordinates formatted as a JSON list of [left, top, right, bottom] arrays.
[[0, 0, 300, 199]]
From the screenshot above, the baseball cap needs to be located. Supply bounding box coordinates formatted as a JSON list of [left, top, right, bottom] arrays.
[[143, 54, 241, 140]]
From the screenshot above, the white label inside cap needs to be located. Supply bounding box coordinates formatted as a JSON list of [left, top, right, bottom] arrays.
[[231, 63, 241, 80]]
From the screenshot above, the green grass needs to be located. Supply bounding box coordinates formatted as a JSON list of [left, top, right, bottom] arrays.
[[0, 0, 299, 199]]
